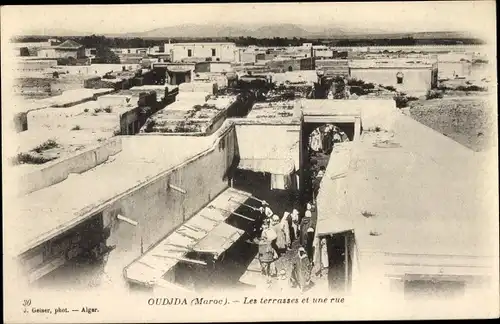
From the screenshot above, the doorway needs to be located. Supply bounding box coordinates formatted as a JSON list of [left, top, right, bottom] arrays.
[[300, 121, 355, 204], [320, 230, 354, 293], [176, 72, 186, 85], [152, 67, 167, 85]]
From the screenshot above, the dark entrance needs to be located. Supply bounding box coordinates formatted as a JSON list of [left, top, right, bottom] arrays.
[[33, 212, 114, 288], [152, 67, 167, 85], [319, 230, 354, 293], [174, 72, 186, 85]]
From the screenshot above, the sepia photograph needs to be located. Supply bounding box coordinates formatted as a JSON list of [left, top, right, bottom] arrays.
[[1, 2, 498, 322]]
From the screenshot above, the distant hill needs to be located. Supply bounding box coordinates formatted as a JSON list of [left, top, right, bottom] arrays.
[[114, 24, 250, 38], [113, 23, 386, 39], [20, 28, 93, 37], [107, 24, 482, 40], [249, 24, 311, 38], [18, 23, 481, 41]]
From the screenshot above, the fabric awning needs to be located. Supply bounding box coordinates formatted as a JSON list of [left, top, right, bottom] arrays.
[[235, 124, 300, 173], [193, 222, 244, 255], [123, 188, 252, 287], [238, 158, 295, 175]]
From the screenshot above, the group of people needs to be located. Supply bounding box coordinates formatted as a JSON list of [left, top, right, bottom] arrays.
[[248, 200, 318, 292], [309, 124, 349, 155]]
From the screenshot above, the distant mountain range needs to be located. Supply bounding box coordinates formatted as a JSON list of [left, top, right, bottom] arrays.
[[21, 23, 475, 40], [22, 28, 94, 37]]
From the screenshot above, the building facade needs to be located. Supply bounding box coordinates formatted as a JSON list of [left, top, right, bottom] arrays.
[[349, 60, 438, 96], [166, 43, 239, 63], [194, 61, 233, 73], [37, 40, 85, 60]]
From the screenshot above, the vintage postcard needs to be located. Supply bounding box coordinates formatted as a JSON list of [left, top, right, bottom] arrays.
[[2, 2, 499, 322]]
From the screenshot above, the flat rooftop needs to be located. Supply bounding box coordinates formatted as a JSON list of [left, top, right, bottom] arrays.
[[246, 100, 297, 120], [349, 59, 435, 69], [7, 135, 216, 255], [18, 88, 115, 113], [271, 71, 318, 84], [141, 95, 236, 133], [168, 42, 235, 45], [299, 99, 393, 119], [129, 85, 178, 93], [316, 112, 497, 258], [12, 97, 143, 171]]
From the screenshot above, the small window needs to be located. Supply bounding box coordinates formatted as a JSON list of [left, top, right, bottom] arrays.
[[188, 49, 192, 57], [396, 72, 404, 84], [128, 49, 131, 54], [212, 48, 216, 56]]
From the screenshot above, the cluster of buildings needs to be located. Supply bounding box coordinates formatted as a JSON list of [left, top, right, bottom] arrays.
[[5, 38, 496, 302], [13, 39, 489, 101]]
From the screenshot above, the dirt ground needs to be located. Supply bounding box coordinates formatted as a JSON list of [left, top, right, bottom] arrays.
[[408, 95, 496, 152]]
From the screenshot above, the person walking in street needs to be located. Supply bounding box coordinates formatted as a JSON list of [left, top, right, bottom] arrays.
[[262, 200, 274, 218], [323, 125, 333, 154], [290, 247, 312, 292], [300, 209, 317, 260], [306, 227, 315, 262], [290, 209, 300, 242], [339, 130, 349, 142], [253, 206, 266, 238], [271, 214, 288, 255], [306, 202, 313, 212], [313, 237, 329, 277], [300, 210, 313, 247], [253, 221, 279, 279], [333, 131, 342, 144], [281, 211, 292, 250]]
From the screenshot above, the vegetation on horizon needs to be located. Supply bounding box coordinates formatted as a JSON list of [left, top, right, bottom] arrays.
[[13, 34, 485, 48]]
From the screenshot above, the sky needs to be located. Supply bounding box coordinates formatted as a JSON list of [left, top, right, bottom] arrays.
[[1, 1, 496, 38]]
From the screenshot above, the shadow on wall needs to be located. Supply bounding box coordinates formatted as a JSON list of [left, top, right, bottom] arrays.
[[98, 127, 239, 286]]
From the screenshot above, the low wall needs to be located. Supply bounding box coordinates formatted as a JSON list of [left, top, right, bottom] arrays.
[[119, 94, 177, 135], [119, 106, 142, 135], [84, 77, 126, 91], [18, 137, 123, 196], [14, 78, 52, 97], [204, 107, 230, 135], [100, 127, 237, 283]]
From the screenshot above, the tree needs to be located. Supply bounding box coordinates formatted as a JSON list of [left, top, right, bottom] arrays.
[[95, 47, 120, 64]]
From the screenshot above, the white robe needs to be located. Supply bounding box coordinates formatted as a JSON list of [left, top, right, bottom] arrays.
[[281, 213, 291, 246]]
